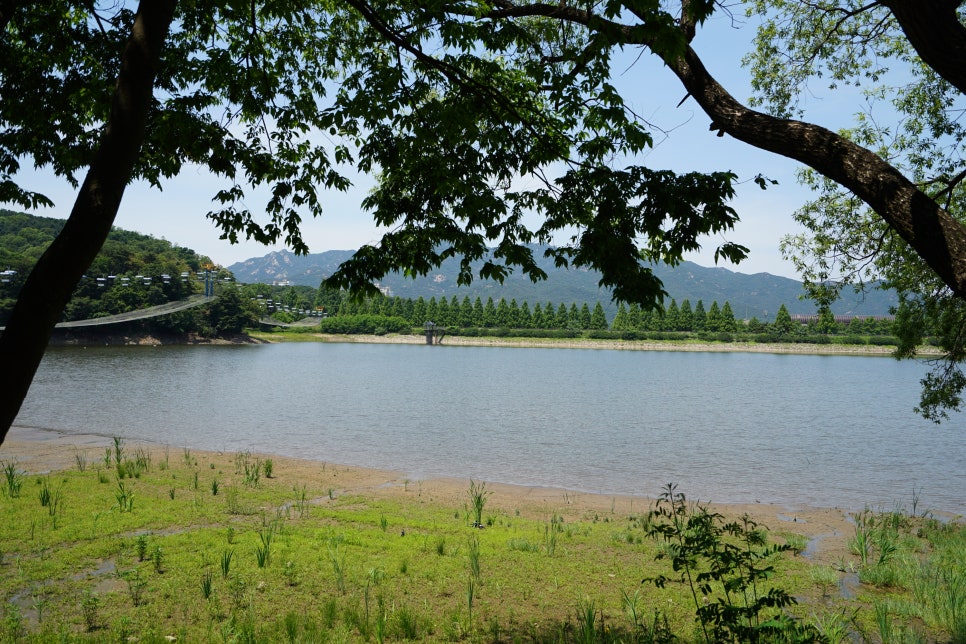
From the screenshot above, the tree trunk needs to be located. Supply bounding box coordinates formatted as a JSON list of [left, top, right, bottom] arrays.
[[0, 1, 177, 445]]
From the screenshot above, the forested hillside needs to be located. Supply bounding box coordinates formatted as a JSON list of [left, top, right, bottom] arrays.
[[0, 210, 252, 334]]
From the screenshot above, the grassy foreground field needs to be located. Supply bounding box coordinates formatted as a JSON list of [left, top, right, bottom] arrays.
[[0, 432, 962, 643]]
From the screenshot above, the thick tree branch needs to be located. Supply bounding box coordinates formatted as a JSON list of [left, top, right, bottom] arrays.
[[0, 0, 177, 443], [480, 2, 966, 300], [0, 0, 20, 33], [665, 45, 966, 299], [885, 0, 966, 95]]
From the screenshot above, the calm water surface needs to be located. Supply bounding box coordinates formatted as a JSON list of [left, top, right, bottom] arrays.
[[13, 343, 966, 513]]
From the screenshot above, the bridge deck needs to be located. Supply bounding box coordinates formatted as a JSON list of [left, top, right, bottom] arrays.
[[0, 295, 215, 331]]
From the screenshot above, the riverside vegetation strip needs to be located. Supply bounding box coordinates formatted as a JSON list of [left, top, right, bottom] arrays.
[[0, 436, 962, 642]]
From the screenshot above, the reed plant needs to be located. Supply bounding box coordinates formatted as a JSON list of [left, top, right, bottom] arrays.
[[783, 532, 809, 555], [545, 512, 562, 555], [112, 436, 124, 468], [225, 485, 241, 514], [904, 520, 966, 639], [135, 534, 148, 561], [200, 569, 213, 600], [37, 477, 51, 508], [328, 541, 347, 593], [255, 524, 275, 568], [810, 608, 853, 644], [466, 577, 475, 632], [293, 484, 308, 518], [122, 568, 146, 607], [467, 480, 490, 527], [809, 565, 840, 598], [80, 591, 100, 631], [575, 597, 599, 644], [467, 534, 481, 582], [244, 458, 261, 487], [2, 460, 22, 497], [151, 545, 164, 573], [220, 548, 234, 579], [134, 447, 151, 472], [114, 478, 134, 512]]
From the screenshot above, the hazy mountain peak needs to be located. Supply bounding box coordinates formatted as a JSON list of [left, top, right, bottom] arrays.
[[227, 247, 897, 319]]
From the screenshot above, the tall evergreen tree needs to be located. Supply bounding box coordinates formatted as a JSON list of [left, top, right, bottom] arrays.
[[612, 303, 628, 331], [720, 301, 738, 332], [556, 303, 569, 329], [774, 304, 795, 336], [532, 302, 545, 329], [495, 298, 511, 328], [706, 301, 721, 332], [590, 302, 608, 330], [627, 303, 642, 330], [568, 303, 581, 329], [693, 300, 707, 331], [472, 297, 485, 327], [579, 302, 592, 329], [678, 300, 694, 332], [413, 297, 427, 325], [449, 296, 460, 325], [817, 305, 837, 334], [508, 299, 521, 328], [664, 300, 680, 332], [519, 301, 533, 328], [436, 296, 450, 326], [483, 297, 497, 328], [459, 296, 474, 328]]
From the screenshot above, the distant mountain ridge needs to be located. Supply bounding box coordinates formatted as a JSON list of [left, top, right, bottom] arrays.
[[0, 210, 896, 321], [228, 247, 898, 320]]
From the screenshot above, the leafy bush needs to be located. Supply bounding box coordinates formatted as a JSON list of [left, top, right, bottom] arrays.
[[645, 484, 822, 643], [585, 330, 622, 340], [317, 315, 412, 335], [869, 335, 898, 346]]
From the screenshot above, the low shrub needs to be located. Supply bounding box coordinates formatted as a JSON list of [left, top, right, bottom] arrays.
[[317, 315, 412, 335]]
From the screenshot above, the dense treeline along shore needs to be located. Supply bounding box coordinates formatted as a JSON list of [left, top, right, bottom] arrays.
[[3, 209, 915, 351], [0, 428, 962, 642]]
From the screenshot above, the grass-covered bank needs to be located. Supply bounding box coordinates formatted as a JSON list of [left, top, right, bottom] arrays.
[[0, 433, 962, 642]]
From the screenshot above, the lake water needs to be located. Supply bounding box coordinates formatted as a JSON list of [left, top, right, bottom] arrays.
[[12, 342, 966, 514]]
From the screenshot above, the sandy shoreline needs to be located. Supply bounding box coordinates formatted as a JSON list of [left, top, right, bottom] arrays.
[[276, 331, 926, 356], [1, 425, 862, 565], [44, 325, 934, 356]]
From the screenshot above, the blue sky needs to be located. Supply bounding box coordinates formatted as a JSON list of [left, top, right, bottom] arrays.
[[10, 10, 835, 280]]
